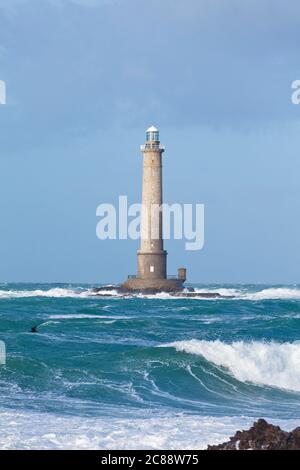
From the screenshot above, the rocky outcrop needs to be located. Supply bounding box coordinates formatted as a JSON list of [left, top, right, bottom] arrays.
[[170, 292, 234, 298], [92, 285, 234, 298], [207, 419, 300, 450]]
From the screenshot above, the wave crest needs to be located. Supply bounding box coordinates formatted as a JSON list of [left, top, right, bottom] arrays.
[[1, 286, 300, 300], [242, 288, 300, 300], [0, 288, 91, 299], [191, 287, 300, 300], [163, 339, 300, 392]]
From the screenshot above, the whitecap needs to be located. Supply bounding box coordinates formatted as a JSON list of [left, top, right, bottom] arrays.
[[0, 408, 298, 450], [49, 314, 134, 320], [162, 339, 300, 392], [0, 288, 92, 299], [241, 288, 300, 301]]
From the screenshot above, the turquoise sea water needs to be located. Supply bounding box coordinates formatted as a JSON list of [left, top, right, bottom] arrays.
[[1, 283, 300, 449]]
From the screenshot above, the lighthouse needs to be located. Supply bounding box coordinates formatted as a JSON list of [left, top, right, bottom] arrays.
[[122, 126, 186, 292]]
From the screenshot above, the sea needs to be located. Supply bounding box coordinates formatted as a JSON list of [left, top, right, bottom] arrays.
[[1, 283, 300, 450]]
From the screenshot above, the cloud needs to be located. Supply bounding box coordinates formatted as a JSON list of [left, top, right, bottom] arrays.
[[1, 0, 300, 154]]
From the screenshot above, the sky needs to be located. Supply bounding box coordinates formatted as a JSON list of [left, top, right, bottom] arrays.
[[0, 0, 300, 284]]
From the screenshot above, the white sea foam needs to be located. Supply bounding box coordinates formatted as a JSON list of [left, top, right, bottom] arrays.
[[193, 287, 242, 297], [1, 286, 300, 301], [137, 292, 174, 299], [92, 289, 123, 297], [0, 408, 297, 450], [142, 287, 300, 301], [0, 288, 92, 299], [241, 288, 300, 301], [96, 320, 117, 324], [163, 339, 300, 392], [191, 287, 300, 301], [49, 314, 133, 320]]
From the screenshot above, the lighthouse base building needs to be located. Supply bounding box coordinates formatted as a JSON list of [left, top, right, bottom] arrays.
[[121, 126, 186, 293], [121, 275, 186, 293]]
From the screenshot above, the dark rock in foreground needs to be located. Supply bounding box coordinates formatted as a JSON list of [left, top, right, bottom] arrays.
[[207, 419, 300, 450]]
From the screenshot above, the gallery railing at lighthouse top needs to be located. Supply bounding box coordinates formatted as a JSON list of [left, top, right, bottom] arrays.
[[127, 275, 178, 280], [140, 143, 165, 151]]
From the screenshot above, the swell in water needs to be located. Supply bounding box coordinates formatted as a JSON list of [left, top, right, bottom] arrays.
[[163, 339, 300, 392], [1, 283, 300, 449]]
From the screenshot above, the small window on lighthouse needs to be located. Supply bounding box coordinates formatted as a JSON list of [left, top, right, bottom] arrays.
[[150, 266, 155, 273]]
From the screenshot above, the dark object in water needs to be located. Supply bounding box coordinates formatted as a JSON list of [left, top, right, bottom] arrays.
[[30, 326, 38, 333], [207, 419, 300, 450]]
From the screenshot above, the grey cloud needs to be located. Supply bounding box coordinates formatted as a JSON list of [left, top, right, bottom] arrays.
[[1, 0, 300, 153]]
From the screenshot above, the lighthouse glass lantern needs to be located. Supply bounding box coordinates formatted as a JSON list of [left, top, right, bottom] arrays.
[[146, 126, 159, 142]]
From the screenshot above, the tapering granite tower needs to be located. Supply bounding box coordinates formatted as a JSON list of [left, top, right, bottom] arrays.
[[122, 126, 186, 292]]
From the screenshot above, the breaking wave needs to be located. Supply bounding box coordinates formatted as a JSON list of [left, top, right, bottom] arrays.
[[49, 314, 133, 320], [163, 339, 300, 392], [191, 287, 300, 300], [241, 288, 300, 301], [1, 285, 300, 301], [132, 287, 300, 301], [0, 288, 92, 299]]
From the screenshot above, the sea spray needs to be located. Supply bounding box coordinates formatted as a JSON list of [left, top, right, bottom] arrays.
[[162, 339, 300, 391]]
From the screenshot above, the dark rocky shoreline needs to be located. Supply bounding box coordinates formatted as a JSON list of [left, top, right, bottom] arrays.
[[207, 419, 300, 450]]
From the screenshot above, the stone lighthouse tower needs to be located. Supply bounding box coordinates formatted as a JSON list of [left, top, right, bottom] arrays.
[[122, 126, 186, 292], [138, 126, 166, 280]]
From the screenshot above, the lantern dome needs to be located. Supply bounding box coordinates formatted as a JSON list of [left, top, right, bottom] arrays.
[[146, 125, 159, 142]]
